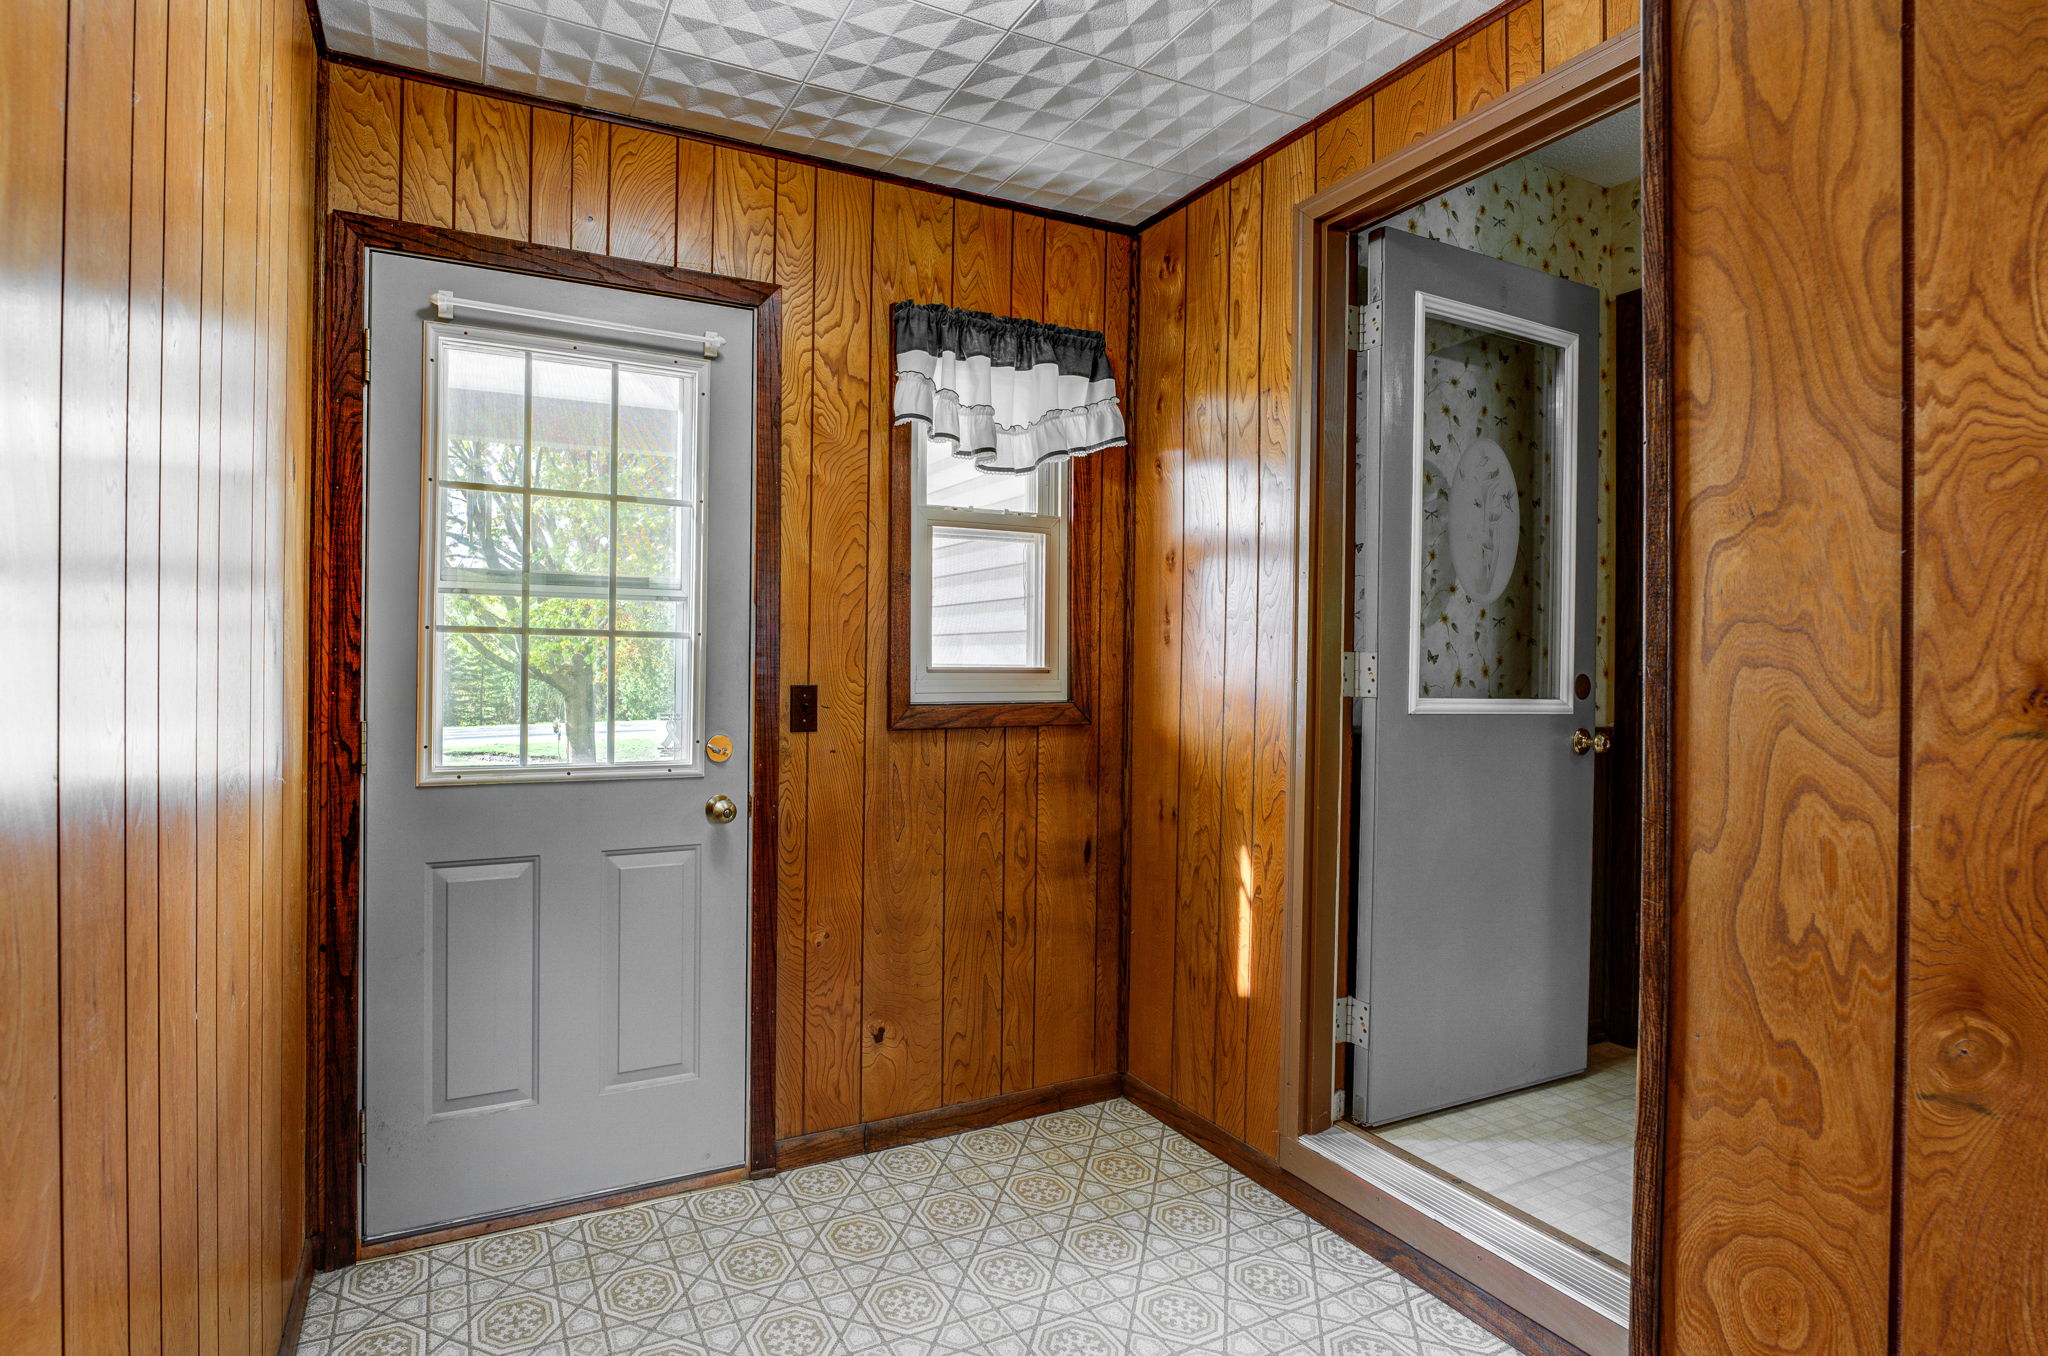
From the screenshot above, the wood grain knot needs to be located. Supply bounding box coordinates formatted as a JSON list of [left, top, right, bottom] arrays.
[[1731, 1262, 1814, 1353], [2019, 686, 2048, 722], [1930, 1015, 2011, 1089], [871, 1025, 886, 1045]]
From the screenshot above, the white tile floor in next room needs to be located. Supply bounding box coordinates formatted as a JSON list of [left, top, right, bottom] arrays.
[[1374, 1044, 1638, 1265], [299, 1098, 1514, 1356]]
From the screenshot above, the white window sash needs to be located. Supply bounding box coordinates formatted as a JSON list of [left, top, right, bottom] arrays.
[[908, 424, 1070, 705]]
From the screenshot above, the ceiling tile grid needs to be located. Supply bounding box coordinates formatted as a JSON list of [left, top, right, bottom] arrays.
[[321, 0, 1501, 224]]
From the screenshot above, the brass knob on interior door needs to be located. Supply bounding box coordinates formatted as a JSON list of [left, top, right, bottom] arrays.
[[1570, 728, 1611, 756], [706, 794, 739, 824]]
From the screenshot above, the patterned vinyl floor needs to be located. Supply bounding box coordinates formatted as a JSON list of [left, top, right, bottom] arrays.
[[1372, 1044, 1638, 1264], [296, 1098, 1514, 1356]]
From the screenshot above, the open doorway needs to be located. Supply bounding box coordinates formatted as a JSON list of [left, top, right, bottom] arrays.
[[1341, 106, 1645, 1270]]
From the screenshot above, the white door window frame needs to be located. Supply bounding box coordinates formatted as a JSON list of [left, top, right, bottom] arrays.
[[416, 320, 713, 784], [906, 423, 1071, 705]]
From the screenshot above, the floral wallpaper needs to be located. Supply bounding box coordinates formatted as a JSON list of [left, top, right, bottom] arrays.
[[1357, 155, 1641, 720]]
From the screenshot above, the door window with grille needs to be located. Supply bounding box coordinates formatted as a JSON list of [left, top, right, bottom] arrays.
[[421, 326, 708, 781]]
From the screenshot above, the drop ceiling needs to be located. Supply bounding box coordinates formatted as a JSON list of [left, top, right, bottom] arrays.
[[321, 0, 1498, 225]]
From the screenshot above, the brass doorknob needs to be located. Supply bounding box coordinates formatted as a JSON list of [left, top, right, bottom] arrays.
[[1570, 728, 1611, 756], [706, 794, 739, 823]]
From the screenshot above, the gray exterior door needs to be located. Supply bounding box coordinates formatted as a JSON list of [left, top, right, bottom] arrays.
[[359, 251, 755, 1238], [1349, 228, 1603, 1127]]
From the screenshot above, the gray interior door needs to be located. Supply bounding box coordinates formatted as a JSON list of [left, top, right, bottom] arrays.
[[1349, 228, 1602, 1127], [360, 251, 754, 1238]]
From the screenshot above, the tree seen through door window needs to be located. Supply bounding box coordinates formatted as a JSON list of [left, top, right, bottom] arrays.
[[424, 334, 705, 778]]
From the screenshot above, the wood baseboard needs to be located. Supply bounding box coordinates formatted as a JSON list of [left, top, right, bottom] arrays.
[[276, 1234, 316, 1356], [1121, 1075, 1586, 1356], [774, 1073, 1123, 1170]]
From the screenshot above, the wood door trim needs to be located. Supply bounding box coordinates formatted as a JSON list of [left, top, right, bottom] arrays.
[[310, 211, 784, 1268], [1273, 25, 1673, 1355]]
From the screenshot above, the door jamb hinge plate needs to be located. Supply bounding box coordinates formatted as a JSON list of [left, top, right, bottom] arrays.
[[1333, 995, 1370, 1046], [1339, 652, 1377, 700], [1346, 301, 1382, 352]]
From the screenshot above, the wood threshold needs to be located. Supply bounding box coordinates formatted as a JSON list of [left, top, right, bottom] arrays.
[[355, 1164, 749, 1258], [1273, 22, 1671, 1356], [774, 1073, 1122, 1169]]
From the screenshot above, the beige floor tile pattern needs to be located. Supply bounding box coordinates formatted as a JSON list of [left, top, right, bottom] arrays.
[[297, 1098, 1515, 1356], [1372, 1044, 1637, 1264]]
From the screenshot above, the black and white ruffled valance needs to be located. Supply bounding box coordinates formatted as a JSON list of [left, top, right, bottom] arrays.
[[891, 301, 1126, 474]]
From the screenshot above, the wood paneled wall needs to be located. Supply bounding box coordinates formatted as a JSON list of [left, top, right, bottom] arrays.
[[1127, 0, 1633, 1159], [323, 66, 1133, 1142], [1, 0, 318, 1347]]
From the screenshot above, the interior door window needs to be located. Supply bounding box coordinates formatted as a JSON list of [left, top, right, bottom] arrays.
[[423, 328, 708, 781]]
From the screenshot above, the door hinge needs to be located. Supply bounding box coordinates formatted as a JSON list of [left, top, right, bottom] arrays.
[[362, 328, 372, 385], [1334, 995, 1370, 1047], [1339, 651, 1377, 699], [1346, 301, 1382, 352], [358, 1110, 368, 1164], [359, 719, 368, 775]]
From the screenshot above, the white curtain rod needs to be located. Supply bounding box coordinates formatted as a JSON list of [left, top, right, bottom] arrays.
[[429, 289, 724, 359]]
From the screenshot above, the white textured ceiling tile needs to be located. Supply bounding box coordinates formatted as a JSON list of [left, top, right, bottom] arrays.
[[1253, 14, 1430, 115], [496, 0, 667, 44], [1332, 0, 1484, 39], [889, 112, 1053, 186], [657, 0, 850, 80], [486, 4, 654, 108], [1059, 69, 1265, 171], [1177, 101, 1296, 169], [804, 0, 1006, 111], [915, 0, 1036, 28], [637, 46, 802, 132], [1008, 0, 1210, 66], [1141, 0, 1371, 95], [933, 32, 1126, 137], [1001, 140, 1141, 196], [763, 84, 933, 169]]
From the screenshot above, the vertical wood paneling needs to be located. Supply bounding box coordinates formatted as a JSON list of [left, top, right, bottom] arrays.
[[1314, 103, 1373, 190], [774, 158, 817, 1136], [1003, 212, 1046, 1093], [1037, 220, 1107, 1088], [454, 92, 530, 240], [944, 201, 1011, 1106], [529, 109, 573, 247], [6, 0, 315, 1350], [1506, 1, 1544, 88], [607, 126, 678, 264], [677, 139, 716, 271], [1127, 213, 1186, 1094], [1373, 51, 1455, 159], [714, 146, 778, 283], [863, 183, 952, 1122], [1542, 0, 1604, 68], [802, 167, 872, 1134], [1174, 187, 1229, 1121], [1095, 237, 1134, 1078], [1213, 169, 1262, 1142], [400, 82, 456, 227], [569, 117, 609, 254], [325, 66, 400, 217], [1453, 21, 1510, 116], [1900, 3, 2048, 1350], [1, 0, 68, 1344], [1604, 0, 1639, 35], [1245, 136, 1313, 1155], [1663, 0, 1902, 1350]]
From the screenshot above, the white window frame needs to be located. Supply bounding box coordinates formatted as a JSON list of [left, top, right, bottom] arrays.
[[415, 320, 713, 784], [1404, 292, 1580, 716], [907, 422, 1070, 705]]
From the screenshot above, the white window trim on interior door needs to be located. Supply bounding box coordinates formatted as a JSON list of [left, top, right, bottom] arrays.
[[1403, 291, 1582, 717], [907, 421, 1071, 705], [415, 319, 715, 784]]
